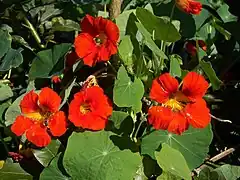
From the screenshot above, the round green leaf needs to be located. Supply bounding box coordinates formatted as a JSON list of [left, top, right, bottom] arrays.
[[0, 48, 23, 71], [141, 125, 213, 170], [29, 43, 71, 79], [0, 83, 13, 102], [33, 140, 61, 167], [155, 144, 191, 180], [0, 160, 32, 180], [0, 29, 11, 58], [63, 131, 141, 180], [113, 65, 144, 112]]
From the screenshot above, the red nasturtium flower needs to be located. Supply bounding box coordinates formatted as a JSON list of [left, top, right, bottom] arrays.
[[175, 0, 202, 15], [68, 86, 112, 130], [11, 88, 67, 147], [74, 15, 119, 67], [185, 40, 207, 56], [148, 72, 211, 135]]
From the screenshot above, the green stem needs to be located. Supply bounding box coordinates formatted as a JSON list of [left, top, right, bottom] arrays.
[[0, 132, 9, 153], [23, 15, 45, 49]]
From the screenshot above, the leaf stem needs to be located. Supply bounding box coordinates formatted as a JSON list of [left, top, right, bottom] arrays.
[[107, 61, 117, 74], [22, 15, 45, 49]]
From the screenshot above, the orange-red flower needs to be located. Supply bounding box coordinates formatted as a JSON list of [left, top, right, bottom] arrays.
[[175, 0, 202, 15], [185, 40, 207, 56], [148, 72, 210, 135], [68, 86, 112, 130], [11, 88, 67, 147], [74, 15, 119, 66], [74, 15, 119, 67]]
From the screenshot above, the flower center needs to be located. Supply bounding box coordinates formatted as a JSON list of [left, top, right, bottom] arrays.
[[94, 32, 107, 45], [80, 103, 91, 114], [25, 110, 52, 126], [163, 91, 190, 112]]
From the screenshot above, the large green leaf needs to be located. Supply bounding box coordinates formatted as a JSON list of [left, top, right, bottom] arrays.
[[136, 7, 180, 42], [33, 139, 61, 167], [0, 160, 32, 180], [156, 144, 191, 180], [40, 153, 70, 180], [141, 125, 213, 170], [136, 22, 167, 59], [157, 171, 182, 180], [63, 131, 141, 180], [29, 43, 71, 79], [0, 48, 24, 71], [0, 83, 13, 101], [0, 29, 11, 58], [0, 100, 11, 126], [108, 111, 130, 129], [118, 35, 134, 74], [200, 61, 222, 90], [116, 10, 135, 39], [197, 165, 240, 180], [113, 65, 144, 112]]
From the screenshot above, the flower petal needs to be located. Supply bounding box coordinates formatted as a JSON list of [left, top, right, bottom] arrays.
[[150, 73, 179, 103], [102, 17, 119, 43], [81, 14, 98, 37], [167, 112, 189, 135], [148, 106, 173, 130], [48, 111, 67, 137], [68, 86, 112, 130], [185, 99, 210, 128], [182, 72, 209, 101], [175, 0, 202, 15], [26, 124, 51, 147], [11, 115, 34, 136], [39, 87, 61, 113], [74, 33, 97, 66], [20, 90, 39, 114]]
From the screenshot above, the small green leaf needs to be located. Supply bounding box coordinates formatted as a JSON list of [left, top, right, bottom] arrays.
[[197, 164, 240, 180], [0, 48, 23, 71], [213, 164, 240, 180], [50, 17, 80, 32], [33, 139, 61, 167], [136, 8, 181, 42], [0, 100, 11, 126], [40, 153, 70, 180], [29, 43, 71, 79], [200, 61, 222, 90], [141, 125, 213, 170], [0, 160, 32, 180], [217, 4, 237, 23], [108, 111, 130, 129], [4, 94, 24, 126], [0, 84, 13, 101], [118, 36, 134, 74], [156, 144, 191, 180], [113, 65, 144, 112], [63, 131, 141, 180], [136, 22, 167, 59], [60, 77, 76, 109], [169, 54, 182, 77], [0, 29, 11, 58]]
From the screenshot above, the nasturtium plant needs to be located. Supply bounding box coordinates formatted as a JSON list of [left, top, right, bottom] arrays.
[[0, 0, 239, 179]]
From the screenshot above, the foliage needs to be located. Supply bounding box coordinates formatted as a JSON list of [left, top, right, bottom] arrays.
[[0, 0, 239, 180]]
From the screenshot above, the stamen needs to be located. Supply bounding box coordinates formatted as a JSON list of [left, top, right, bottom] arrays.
[[80, 103, 91, 114]]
